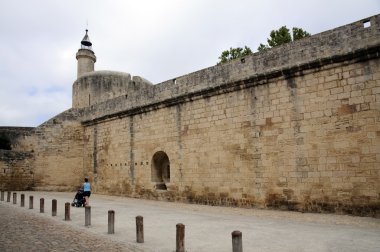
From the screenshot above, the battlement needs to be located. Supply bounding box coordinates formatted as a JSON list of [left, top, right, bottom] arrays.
[[81, 14, 380, 124]]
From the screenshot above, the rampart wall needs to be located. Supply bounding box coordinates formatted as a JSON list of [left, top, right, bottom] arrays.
[[81, 15, 380, 124], [76, 15, 380, 216], [82, 56, 380, 215], [2, 15, 379, 216], [32, 109, 85, 191], [0, 127, 35, 190]]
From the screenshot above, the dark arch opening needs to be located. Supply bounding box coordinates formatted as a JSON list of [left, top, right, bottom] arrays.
[[0, 133, 11, 150], [151, 151, 170, 190]]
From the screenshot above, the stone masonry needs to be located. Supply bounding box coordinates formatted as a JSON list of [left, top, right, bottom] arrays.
[[1, 15, 379, 216]]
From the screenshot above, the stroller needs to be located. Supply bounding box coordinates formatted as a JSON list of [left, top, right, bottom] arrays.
[[71, 189, 85, 207]]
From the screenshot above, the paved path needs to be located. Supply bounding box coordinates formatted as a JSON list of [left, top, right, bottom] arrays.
[[1, 191, 380, 252], [0, 203, 139, 252]]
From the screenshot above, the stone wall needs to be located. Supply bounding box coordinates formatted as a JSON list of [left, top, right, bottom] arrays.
[[0, 150, 34, 190], [2, 14, 379, 216], [0, 127, 35, 190], [32, 109, 85, 191], [78, 14, 380, 216], [80, 15, 380, 124], [0, 112, 86, 191], [82, 56, 380, 216]]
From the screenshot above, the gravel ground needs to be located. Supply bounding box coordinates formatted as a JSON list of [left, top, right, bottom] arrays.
[[1, 191, 379, 252]]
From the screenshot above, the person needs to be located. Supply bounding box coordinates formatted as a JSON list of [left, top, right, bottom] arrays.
[[81, 177, 91, 206]]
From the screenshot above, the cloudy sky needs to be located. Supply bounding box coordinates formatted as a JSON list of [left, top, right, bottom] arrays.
[[0, 0, 379, 127]]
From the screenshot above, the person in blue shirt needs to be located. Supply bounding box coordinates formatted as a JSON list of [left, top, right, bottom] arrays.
[[82, 177, 91, 206]]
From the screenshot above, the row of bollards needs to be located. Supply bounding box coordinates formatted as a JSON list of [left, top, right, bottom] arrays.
[[105, 210, 144, 243], [0, 191, 243, 251], [2, 192, 60, 216], [14, 193, 34, 209]]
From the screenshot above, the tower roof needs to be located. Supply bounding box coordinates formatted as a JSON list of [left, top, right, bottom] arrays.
[[80, 29, 93, 51]]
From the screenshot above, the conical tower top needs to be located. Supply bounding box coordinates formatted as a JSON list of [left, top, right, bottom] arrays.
[[76, 29, 96, 78], [80, 29, 93, 50]]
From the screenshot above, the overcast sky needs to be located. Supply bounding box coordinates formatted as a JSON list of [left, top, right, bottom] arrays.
[[0, 0, 379, 127]]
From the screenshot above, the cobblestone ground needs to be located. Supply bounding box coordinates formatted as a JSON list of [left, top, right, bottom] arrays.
[[0, 203, 141, 252]]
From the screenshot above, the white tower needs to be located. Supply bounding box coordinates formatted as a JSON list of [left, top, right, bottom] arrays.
[[76, 29, 96, 78]]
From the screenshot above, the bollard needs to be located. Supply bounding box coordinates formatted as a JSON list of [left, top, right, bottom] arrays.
[[29, 196, 34, 209], [21, 194, 25, 207], [108, 210, 115, 234], [65, 202, 71, 221], [7, 191, 11, 202], [52, 199, 57, 216], [13, 192, 17, 204], [136, 216, 144, 243], [232, 230, 243, 252], [85, 206, 91, 226], [1, 191, 4, 201], [40, 198, 44, 213], [176, 223, 185, 252]]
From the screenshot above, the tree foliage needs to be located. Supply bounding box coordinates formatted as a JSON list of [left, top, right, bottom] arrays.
[[217, 46, 252, 64], [292, 27, 311, 41], [217, 26, 310, 63], [258, 26, 310, 52], [267, 26, 292, 48]]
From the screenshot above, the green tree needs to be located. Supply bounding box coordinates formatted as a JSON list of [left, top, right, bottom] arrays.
[[267, 26, 292, 48], [217, 46, 252, 64], [257, 43, 269, 52], [258, 26, 310, 52], [292, 27, 311, 41]]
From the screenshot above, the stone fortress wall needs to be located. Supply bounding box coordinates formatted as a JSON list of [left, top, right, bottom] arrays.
[[0, 127, 35, 190], [1, 14, 379, 216]]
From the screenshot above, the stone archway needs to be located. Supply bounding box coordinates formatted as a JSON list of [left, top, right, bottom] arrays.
[[151, 151, 170, 190]]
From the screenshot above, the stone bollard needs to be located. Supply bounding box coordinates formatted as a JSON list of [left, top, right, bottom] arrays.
[[108, 210, 115, 234], [176, 223, 185, 252], [13, 192, 17, 204], [21, 194, 25, 207], [85, 206, 91, 226], [136, 216, 144, 243], [40, 198, 44, 213], [1, 191, 4, 201], [29, 196, 34, 209], [7, 191, 11, 202], [52, 199, 57, 216], [65, 202, 71, 221], [232, 230, 243, 252]]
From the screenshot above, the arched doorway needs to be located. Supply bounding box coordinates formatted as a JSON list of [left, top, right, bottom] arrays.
[[151, 151, 170, 190]]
